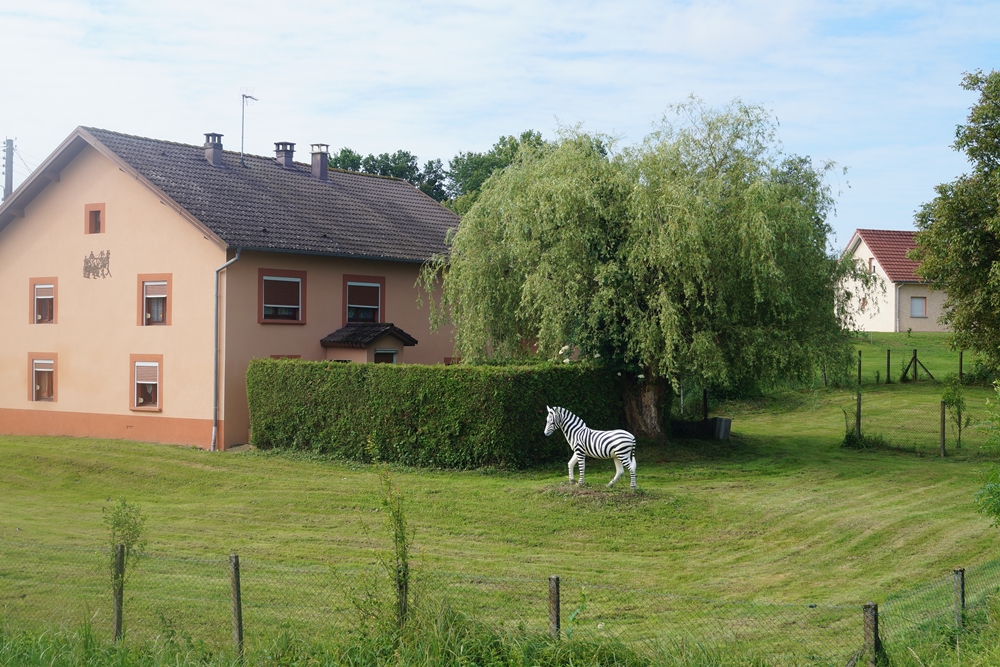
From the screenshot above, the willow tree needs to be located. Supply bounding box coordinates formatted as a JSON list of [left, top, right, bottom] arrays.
[[421, 100, 873, 437]]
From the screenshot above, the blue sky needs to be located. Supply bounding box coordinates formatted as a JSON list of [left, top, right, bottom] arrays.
[[2, 1, 997, 249]]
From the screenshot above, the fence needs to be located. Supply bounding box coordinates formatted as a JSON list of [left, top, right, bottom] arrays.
[[843, 387, 996, 455], [3, 538, 1000, 665]]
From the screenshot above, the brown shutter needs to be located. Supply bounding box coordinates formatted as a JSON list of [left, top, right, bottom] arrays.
[[135, 363, 158, 383], [144, 282, 168, 297], [348, 284, 379, 307], [34, 285, 54, 297], [33, 360, 54, 371], [263, 278, 300, 306]]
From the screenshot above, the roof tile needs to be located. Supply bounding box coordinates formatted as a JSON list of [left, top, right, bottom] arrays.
[[855, 229, 921, 283]]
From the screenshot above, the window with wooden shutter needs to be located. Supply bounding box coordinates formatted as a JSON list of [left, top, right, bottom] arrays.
[[347, 282, 380, 323], [263, 277, 301, 320], [135, 361, 159, 408]]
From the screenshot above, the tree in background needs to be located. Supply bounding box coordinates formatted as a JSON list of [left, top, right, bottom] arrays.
[[421, 99, 875, 437], [329, 147, 363, 172], [446, 131, 545, 215], [913, 70, 1000, 369], [328, 149, 448, 202]]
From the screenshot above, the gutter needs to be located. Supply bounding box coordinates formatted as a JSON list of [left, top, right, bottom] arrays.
[[212, 248, 242, 451], [895, 282, 902, 333]]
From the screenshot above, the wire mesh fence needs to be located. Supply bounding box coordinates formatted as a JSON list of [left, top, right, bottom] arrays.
[[4, 538, 1000, 665], [843, 388, 997, 455]]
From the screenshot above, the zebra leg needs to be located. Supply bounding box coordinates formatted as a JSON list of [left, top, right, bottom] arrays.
[[567, 453, 579, 484], [578, 456, 586, 485], [608, 457, 624, 487], [627, 455, 637, 490]]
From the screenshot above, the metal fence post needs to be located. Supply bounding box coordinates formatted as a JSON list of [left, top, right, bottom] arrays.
[[863, 602, 882, 667], [940, 400, 947, 457], [886, 349, 891, 383], [230, 554, 244, 660], [549, 575, 560, 640], [856, 391, 862, 441], [954, 567, 965, 630], [858, 350, 862, 385], [112, 543, 125, 643]]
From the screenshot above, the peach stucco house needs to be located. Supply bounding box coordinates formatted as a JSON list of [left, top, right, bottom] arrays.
[[843, 229, 948, 333], [0, 128, 457, 450]]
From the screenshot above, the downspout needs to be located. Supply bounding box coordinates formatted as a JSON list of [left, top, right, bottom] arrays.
[[895, 282, 902, 333], [212, 248, 242, 451]]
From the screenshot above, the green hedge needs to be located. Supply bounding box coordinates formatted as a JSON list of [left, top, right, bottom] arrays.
[[246, 360, 624, 469]]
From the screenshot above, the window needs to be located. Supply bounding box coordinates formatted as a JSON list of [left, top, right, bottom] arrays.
[[911, 296, 927, 318], [137, 274, 172, 326], [130, 354, 163, 411], [344, 275, 385, 324], [860, 297, 867, 312], [29, 278, 57, 324], [85, 203, 105, 234], [259, 269, 307, 324], [374, 349, 397, 364], [32, 358, 55, 401], [868, 257, 875, 273]]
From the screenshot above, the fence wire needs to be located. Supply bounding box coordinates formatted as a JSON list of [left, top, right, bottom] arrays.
[[3, 537, 1000, 666]]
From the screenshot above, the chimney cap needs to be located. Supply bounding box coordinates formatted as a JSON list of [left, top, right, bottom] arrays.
[[311, 143, 329, 154], [274, 141, 295, 152], [204, 133, 223, 146]]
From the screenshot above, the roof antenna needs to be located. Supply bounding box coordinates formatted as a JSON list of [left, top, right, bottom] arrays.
[[240, 89, 258, 167]]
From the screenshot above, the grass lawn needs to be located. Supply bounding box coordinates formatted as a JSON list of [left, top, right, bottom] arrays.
[[851, 331, 973, 384]]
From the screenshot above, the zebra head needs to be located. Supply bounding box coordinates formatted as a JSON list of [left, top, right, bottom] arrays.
[[544, 406, 558, 436]]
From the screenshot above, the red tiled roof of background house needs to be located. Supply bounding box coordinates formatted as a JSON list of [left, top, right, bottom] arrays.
[[853, 229, 922, 283]]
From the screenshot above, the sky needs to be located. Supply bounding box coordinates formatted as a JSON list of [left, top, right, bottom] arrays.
[[2, 0, 997, 250]]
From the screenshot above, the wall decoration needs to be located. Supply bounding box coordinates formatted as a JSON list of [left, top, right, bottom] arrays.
[[83, 250, 112, 279]]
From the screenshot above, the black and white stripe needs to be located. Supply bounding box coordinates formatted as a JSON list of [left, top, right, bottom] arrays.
[[544, 406, 637, 489]]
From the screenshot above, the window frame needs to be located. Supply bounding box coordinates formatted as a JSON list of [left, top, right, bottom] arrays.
[[130, 354, 163, 412], [373, 348, 398, 364], [259, 269, 307, 324], [910, 296, 928, 318], [29, 277, 58, 324], [27, 353, 57, 402], [136, 273, 172, 326], [84, 203, 106, 234], [343, 274, 385, 326]]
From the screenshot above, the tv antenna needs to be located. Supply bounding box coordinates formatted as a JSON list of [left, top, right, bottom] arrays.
[[240, 89, 258, 167]]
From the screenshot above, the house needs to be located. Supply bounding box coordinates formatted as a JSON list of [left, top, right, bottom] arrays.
[[0, 127, 458, 450], [843, 229, 947, 333]]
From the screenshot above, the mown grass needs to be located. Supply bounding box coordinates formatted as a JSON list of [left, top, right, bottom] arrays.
[[851, 331, 976, 384]]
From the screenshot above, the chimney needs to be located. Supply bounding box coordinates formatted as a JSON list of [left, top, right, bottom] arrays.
[[311, 144, 329, 181], [204, 133, 223, 166], [274, 141, 295, 168]]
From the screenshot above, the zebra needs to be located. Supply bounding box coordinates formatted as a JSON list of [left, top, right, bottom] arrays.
[[544, 406, 636, 489]]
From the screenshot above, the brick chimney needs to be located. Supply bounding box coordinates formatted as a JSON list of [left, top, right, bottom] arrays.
[[204, 133, 223, 166], [274, 142, 295, 168], [311, 144, 329, 181]]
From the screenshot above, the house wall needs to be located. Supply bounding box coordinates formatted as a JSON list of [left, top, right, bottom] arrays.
[[221, 250, 454, 448], [899, 283, 948, 333], [0, 145, 226, 447], [846, 238, 895, 332]]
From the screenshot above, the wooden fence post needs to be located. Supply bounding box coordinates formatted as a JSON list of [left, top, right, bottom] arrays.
[[856, 391, 862, 441], [549, 575, 560, 640], [863, 602, 882, 667], [230, 554, 244, 661], [886, 349, 891, 384], [941, 400, 947, 457], [858, 350, 862, 386], [954, 567, 965, 630], [112, 543, 125, 643], [913, 349, 918, 381]]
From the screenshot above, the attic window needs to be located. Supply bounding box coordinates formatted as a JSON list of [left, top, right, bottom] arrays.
[[868, 257, 874, 273], [85, 204, 105, 234]]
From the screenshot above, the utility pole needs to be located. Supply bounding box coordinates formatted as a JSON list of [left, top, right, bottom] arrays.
[[3, 138, 12, 201]]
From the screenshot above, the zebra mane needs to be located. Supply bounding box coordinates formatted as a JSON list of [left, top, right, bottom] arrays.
[[552, 406, 586, 430]]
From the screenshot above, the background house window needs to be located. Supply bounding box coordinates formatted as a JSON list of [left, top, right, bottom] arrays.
[[347, 282, 380, 323], [263, 277, 301, 320], [134, 361, 159, 408], [84, 203, 105, 234], [911, 296, 927, 318], [34, 284, 54, 323], [33, 359, 54, 401], [143, 281, 167, 325], [868, 257, 875, 273], [374, 349, 397, 364]]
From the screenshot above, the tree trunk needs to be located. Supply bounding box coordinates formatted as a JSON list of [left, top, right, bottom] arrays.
[[623, 373, 667, 440]]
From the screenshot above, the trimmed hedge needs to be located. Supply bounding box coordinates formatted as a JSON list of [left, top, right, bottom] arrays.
[[246, 360, 624, 469]]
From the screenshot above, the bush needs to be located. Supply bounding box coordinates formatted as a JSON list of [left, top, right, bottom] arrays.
[[246, 360, 624, 469]]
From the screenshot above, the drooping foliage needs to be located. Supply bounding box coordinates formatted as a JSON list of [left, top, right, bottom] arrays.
[[913, 70, 1000, 368], [421, 99, 874, 395]]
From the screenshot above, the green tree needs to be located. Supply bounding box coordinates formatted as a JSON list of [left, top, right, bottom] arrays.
[[446, 130, 545, 215], [416, 158, 447, 202], [362, 150, 420, 183], [913, 70, 1000, 368], [329, 147, 363, 172], [421, 100, 875, 437], [943, 374, 970, 448]]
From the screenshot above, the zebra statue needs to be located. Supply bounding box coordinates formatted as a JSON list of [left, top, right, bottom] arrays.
[[544, 406, 637, 489]]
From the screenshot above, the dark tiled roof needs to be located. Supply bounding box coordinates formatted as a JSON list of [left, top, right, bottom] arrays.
[[82, 127, 458, 262], [855, 229, 921, 283], [321, 323, 418, 348]]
